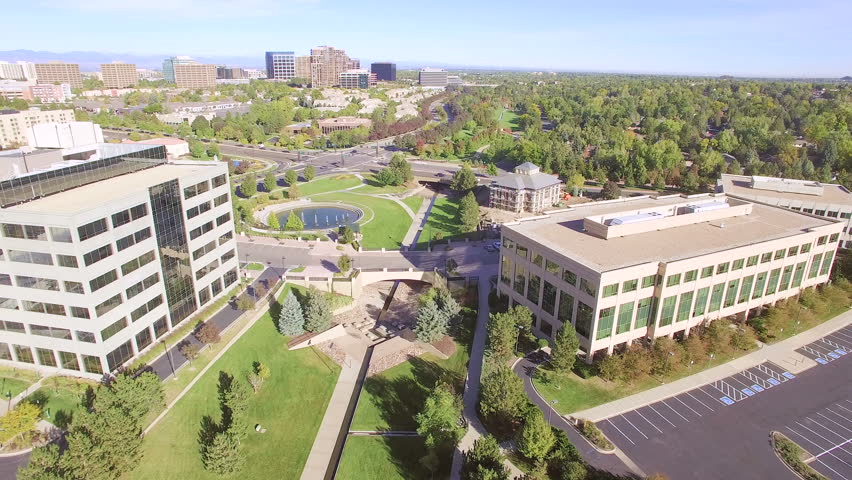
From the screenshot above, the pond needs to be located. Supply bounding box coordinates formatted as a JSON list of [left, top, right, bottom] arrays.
[[276, 205, 362, 230]]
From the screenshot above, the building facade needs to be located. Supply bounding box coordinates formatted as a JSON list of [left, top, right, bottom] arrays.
[[162, 56, 196, 83], [497, 195, 843, 361], [295, 56, 311, 80], [309, 46, 359, 88], [265, 52, 295, 80], [719, 174, 852, 248], [370, 62, 396, 82], [26, 122, 104, 149], [317, 117, 371, 134], [338, 69, 376, 89], [489, 162, 563, 213], [101, 62, 138, 89], [216, 66, 246, 80], [173, 64, 217, 89], [28, 84, 73, 103], [34, 62, 82, 89], [0, 146, 239, 378], [0, 109, 75, 148], [419, 68, 448, 87], [0, 62, 37, 81]]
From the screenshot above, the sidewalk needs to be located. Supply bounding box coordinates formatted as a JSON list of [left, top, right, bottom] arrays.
[[402, 191, 437, 249], [0, 376, 49, 416], [572, 309, 852, 422]]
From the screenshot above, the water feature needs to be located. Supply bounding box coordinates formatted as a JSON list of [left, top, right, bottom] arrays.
[[276, 205, 362, 230]]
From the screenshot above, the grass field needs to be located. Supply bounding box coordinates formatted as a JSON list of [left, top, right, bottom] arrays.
[[27, 377, 95, 428], [0, 376, 34, 400], [402, 195, 425, 214], [415, 196, 463, 249], [309, 192, 412, 250], [495, 108, 520, 131], [358, 175, 409, 195], [299, 174, 363, 197], [130, 284, 340, 480], [337, 436, 432, 480], [245, 262, 265, 271]]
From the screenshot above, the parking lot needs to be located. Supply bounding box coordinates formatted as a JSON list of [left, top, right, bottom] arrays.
[[597, 326, 852, 480]]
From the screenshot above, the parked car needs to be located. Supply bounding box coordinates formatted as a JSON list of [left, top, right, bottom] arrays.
[[492, 241, 501, 248]]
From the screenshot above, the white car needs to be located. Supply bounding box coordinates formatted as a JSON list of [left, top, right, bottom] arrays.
[[492, 241, 501, 248]]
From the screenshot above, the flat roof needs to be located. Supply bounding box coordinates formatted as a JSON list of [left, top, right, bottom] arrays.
[[504, 195, 836, 272], [719, 174, 852, 205], [4, 162, 220, 215]]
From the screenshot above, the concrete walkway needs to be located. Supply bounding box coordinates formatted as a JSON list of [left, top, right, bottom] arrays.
[[300, 345, 368, 480], [403, 191, 437, 249], [572, 308, 852, 422], [0, 376, 49, 416]]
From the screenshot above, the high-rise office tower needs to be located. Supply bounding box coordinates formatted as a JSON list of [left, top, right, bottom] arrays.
[[370, 62, 397, 82], [0, 61, 37, 81], [309, 46, 359, 88], [162, 56, 196, 83], [34, 62, 82, 89], [264, 52, 295, 80], [173, 64, 217, 88], [419, 68, 449, 87], [100, 62, 138, 89]]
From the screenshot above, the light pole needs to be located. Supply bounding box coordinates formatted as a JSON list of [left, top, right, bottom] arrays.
[[281, 255, 286, 280], [163, 340, 177, 380], [548, 399, 558, 423]]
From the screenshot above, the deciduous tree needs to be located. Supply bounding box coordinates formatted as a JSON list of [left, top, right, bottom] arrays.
[[285, 169, 298, 186], [479, 363, 526, 430], [461, 435, 510, 480], [416, 383, 464, 449], [264, 172, 277, 192], [240, 176, 257, 197], [285, 211, 305, 231], [304, 164, 316, 181]]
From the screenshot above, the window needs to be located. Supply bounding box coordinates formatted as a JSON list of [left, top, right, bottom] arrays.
[[95, 294, 122, 317], [602, 283, 618, 297], [515, 244, 528, 259], [708, 283, 725, 312], [641, 274, 658, 288], [0, 274, 9, 285], [616, 302, 634, 334], [199, 286, 211, 306], [89, 270, 118, 292], [184, 180, 210, 199], [153, 317, 169, 338], [542, 281, 557, 315], [2, 224, 46, 241], [500, 256, 512, 285], [121, 250, 156, 276], [666, 274, 681, 287], [801, 243, 812, 254], [514, 264, 526, 295], [111, 209, 131, 228], [101, 318, 128, 341], [83, 244, 113, 266], [579, 278, 596, 297], [815, 210, 826, 217], [36, 348, 57, 367], [635, 297, 655, 328], [49, 227, 72, 243], [828, 211, 839, 218], [189, 221, 214, 240], [723, 280, 739, 308], [779, 265, 794, 291], [212, 174, 227, 188], [126, 273, 160, 299], [78, 218, 108, 241], [803, 208, 814, 214], [136, 328, 153, 351], [539, 318, 553, 338], [59, 351, 79, 371], [214, 193, 229, 207], [597, 307, 615, 340], [107, 341, 134, 371], [842, 212, 852, 219], [76, 331, 96, 343], [131, 203, 148, 220], [684, 270, 698, 282], [622, 279, 638, 293], [659, 296, 677, 327], [732, 259, 744, 271], [82, 355, 103, 375], [216, 212, 231, 226], [817, 236, 827, 246], [575, 302, 593, 338], [788, 246, 799, 257], [71, 306, 90, 319], [747, 255, 759, 267], [131, 294, 163, 322], [701, 266, 714, 278], [9, 250, 53, 265], [15, 276, 58, 291], [562, 269, 577, 286], [502, 238, 514, 250], [527, 274, 541, 305], [821, 251, 835, 276], [738, 276, 754, 303], [223, 268, 238, 287], [193, 240, 218, 261], [116, 227, 152, 251], [30, 324, 72, 340], [761, 252, 773, 263], [210, 278, 222, 297], [0, 344, 9, 361], [23, 301, 65, 316], [186, 201, 212, 219], [557, 291, 573, 324], [693, 286, 710, 317], [545, 259, 560, 276], [716, 262, 729, 274], [766, 268, 781, 295], [774, 249, 785, 260], [14, 345, 33, 364], [219, 231, 233, 246], [531, 252, 543, 268], [57, 254, 77, 268], [0, 297, 15, 310], [792, 262, 807, 288], [830, 233, 840, 243], [0, 321, 24, 333], [808, 253, 823, 279], [752, 272, 767, 299], [676, 292, 693, 322], [64, 281, 84, 294]]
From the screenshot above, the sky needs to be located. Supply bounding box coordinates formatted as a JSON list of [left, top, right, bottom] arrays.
[[1, 0, 851, 77]]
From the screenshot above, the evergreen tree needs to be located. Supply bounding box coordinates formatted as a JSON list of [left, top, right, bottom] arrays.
[[241, 176, 257, 197], [458, 191, 480, 232], [388, 153, 414, 182], [415, 383, 464, 449], [267, 211, 280, 230], [304, 164, 316, 181], [550, 324, 580, 374], [451, 164, 477, 192], [601, 180, 622, 200], [285, 211, 305, 231], [415, 300, 447, 343], [479, 363, 527, 429], [16, 444, 62, 480], [202, 431, 244, 476], [461, 435, 510, 480], [278, 291, 305, 335], [517, 409, 555, 461], [486, 163, 498, 176], [304, 287, 331, 332], [337, 254, 352, 273], [285, 169, 298, 186], [264, 172, 277, 192]]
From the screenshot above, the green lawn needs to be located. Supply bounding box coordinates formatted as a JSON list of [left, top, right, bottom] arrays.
[[337, 436, 432, 480], [402, 195, 424, 214], [309, 192, 412, 250], [130, 284, 341, 480], [416, 196, 463, 249], [495, 108, 520, 131], [245, 262, 265, 271], [0, 376, 34, 399], [358, 175, 410, 195], [26, 377, 94, 428], [299, 174, 363, 197]]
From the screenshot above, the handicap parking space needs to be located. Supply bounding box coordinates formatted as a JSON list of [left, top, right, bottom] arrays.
[[782, 400, 852, 480], [798, 337, 850, 365]]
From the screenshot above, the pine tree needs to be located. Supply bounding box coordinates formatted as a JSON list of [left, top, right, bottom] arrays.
[[267, 211, 280, 230], [517, 409, 556, 461], [278, 291, 305, 336], [551, 324, 580, 374], [16, 444, 62, 480], [285, 211, 305, 231], [240, 176, 257, 197], [415, 300, 447, 343], [458, 191, 480, 232], [304, 287, 331, 332], [451, 163, 477, 192], [461, 435, 510, 480], [479, 363, 527, 430], [202, 431, 244, 475]]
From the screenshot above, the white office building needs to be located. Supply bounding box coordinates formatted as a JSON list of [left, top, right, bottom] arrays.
[[0, 144, 239, 377]]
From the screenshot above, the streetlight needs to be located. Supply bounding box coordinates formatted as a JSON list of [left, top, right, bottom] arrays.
[[281, 256, 286, 280], [548, 399, 558, 423], [163, 340, 177, 380], [5, 390, 10, 411]]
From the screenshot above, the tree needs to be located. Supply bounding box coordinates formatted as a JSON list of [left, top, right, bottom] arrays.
[[288, 184, 301, 200], [517, 409, 555, 462], [0, 402, 41, 444], [415, 300, 448, 343], [683, 334, 707, 365], [285, 210, 304, 230], [487, 306, 531, 360], [191, 116, 211, 136], [285, 169, 298, 186], [304, 286, 331, 332], [416, 383, 464, 449], [375, 167, 403, 186], [202, 431, 244, 475], [241, 176, 257, 197], [236, 294, 256, 311], [451, 164, 477, 192], [304, 164, 316, 181], [16, 444, 62, 480], [550, 324, 580, 374], [179, 342, 201, 365], [486, 163, 498, 176], [651, 337, 684, 376], [337, 254, 352, 273], [461, 435, 510, 480], [278, 291, 305, 336], [601, 181, 622, 200], [388, 153, 414, 183], [446, 258, 459, 274], [340, 226, 355, 244], [195, 323, 221, 345], [255, 361, 271, 381], [261, 208, 278, 230], [207, 142, 220, 158], [458, 191, 480, 233], [479, 363, 526, 429], [264, 172, 277, 192], [189, 140, 207, 159]]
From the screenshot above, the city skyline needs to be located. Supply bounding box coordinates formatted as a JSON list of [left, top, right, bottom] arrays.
[[2, 0, 850, 77]]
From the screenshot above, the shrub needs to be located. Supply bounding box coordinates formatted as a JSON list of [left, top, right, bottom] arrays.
[[772, 432, 827, 480], [580, 421, 614, 450]]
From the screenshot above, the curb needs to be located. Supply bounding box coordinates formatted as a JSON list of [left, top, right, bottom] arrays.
[[0, 447, 33, 458]]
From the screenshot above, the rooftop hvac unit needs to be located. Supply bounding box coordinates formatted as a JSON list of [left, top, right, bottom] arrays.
[[604, 212, 662, 226], [683, 201, 730, 214]]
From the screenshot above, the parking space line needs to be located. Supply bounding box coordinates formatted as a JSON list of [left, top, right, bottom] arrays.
[[620, 414, 649, 440], [726, 374, 754, 389], [662, 400, 690, 422], [794, 422, 852, 459], [812, 457, 852, 480], [807, 417, 852, 443], [696, 386, 726, 405], [605, 419, 634, 446], [740, 369, 772, 390], [830, 330, 852, 343], [784, 425, 852, 476], [830, 406, 852, 422], [686, 391, 714, 412], [822, 337, 847, 352], [673, 396, 702, 417], [817, 412, 852, 435], [826, 332, 852, 348], [634, 409, 663, 434], [648, 404, 677, 427]]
